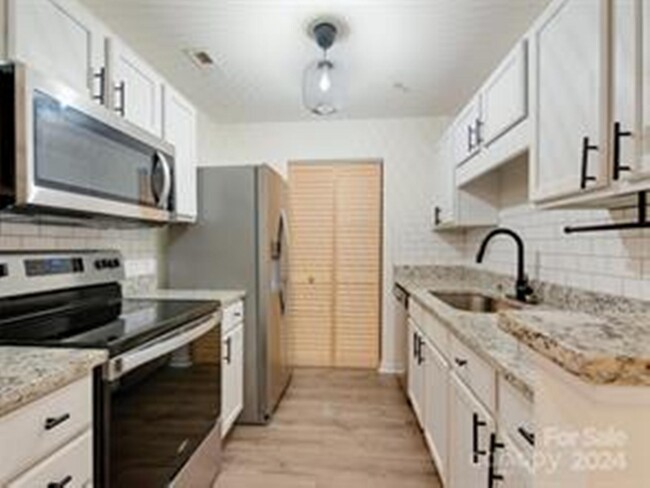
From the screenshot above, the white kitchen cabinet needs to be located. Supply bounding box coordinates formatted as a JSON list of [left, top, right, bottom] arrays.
[[109, 37, 163, 136], [7, 0, 108, 101], [407, 319, 425, 427], [163, 85, 198, 222], [432, 129, 499, 231], [453, 97, 482, 166], [482, 41, 528, 147], [0, 375, 94, 486], [422, 338, 449, 484], [612, 0, 650, 184], [449, 373, 495, 488], [530, 0, 609, 202], [221, 300, 244, 439], [492, 433, 534, 488]]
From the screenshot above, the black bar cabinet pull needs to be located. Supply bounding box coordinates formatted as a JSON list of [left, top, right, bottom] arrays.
[[413, 332, 418, 359], [224, 337, 232, 364], [475, 118, 483, 146], [115, 81, 126, 116], [613, 122, 633, 180], [48, 475, 73, 488], [467, 125, 475, 152], [417, 337, 425, 365], [580, 136, 598, 189], [434, 206, 441, 226], [454, 358, 467, 367], [518, 426, 535, 446], [472, 413, 487, 463], [44, 413, 71, 431], [488, 433, 505, 488], [92, 67, 106, 104]]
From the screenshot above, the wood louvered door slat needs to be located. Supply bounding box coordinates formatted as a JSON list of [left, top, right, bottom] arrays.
[[288, 164, 335, 367], [288, 161, 381, 369]]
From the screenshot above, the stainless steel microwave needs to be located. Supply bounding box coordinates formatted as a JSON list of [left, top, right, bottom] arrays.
[[0, 63, 175, 223]]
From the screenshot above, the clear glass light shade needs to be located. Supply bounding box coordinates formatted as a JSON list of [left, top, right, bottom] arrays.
[[303, 58, 343, 116]]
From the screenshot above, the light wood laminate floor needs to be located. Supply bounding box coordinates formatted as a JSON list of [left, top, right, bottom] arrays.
[[214, 368, 442, 488]]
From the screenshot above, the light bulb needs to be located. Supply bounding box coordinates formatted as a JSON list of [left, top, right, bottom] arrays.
[[319, 69, 331, 92]]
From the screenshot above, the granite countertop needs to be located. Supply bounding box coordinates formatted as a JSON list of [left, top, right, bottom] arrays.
[[501, 310, 650, 386], [126, 289, 246, 307], [0, 347, 107, 418], [399, 275, 537, 401], [396, 265, 650, 392]]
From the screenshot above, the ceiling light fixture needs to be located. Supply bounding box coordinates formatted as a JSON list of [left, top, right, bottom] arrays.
[[303, 20, 343, 116]]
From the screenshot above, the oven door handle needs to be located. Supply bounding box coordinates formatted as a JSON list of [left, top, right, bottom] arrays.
[[108, 314, 219, 381]]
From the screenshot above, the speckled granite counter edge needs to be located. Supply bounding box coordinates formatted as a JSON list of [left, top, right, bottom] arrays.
[[499, 313, 650, 387], [0, 348, 107, 418]]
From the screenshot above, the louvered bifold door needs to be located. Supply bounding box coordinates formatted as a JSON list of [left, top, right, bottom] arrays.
[[288, 162, 381, 369], [288, 164, 335, 367], [333, 164, 381, 368]]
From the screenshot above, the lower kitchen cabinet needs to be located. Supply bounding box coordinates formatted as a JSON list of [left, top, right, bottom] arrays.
[[221, 300, 244, 439], [422, 338, 449, 484], [492, 434, 534, 488], [407, 319, 425, 425], [0, 375, 94, 486], [449, 373, 495, 488]]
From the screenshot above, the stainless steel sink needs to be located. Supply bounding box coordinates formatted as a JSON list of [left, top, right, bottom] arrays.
[[429, 291, 524, 313]]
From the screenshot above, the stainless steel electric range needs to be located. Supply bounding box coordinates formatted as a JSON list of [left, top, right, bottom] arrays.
[[0, 250, 222, 487]]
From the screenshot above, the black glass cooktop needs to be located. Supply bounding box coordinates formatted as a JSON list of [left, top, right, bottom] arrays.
[[0, 284, 219, 356]]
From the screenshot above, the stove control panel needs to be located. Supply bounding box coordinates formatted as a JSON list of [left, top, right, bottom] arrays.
[[25, 257, 85, 277]]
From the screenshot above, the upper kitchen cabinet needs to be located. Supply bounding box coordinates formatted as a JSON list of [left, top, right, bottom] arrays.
[[453, 39, 530, 187], [611, 0, 650, 187], [481, 41, 527, 147], [453, 96, 482, 166], [7, 0, 108, 101], [432, 128, 499, 231], [109, 38, 163, 137], [530, 0, 608, 203], [163, 85, 198, 222]]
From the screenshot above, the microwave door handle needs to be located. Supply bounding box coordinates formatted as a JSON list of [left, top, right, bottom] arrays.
[[108, 315, 217, 381], [156, 151, 172, 208]]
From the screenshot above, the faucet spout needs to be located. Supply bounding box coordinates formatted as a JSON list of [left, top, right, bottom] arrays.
[[475, 228, 532, 302]]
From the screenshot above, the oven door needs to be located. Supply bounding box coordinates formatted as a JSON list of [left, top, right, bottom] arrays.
[[104, 314, 221, 487], [10, 63, 175, 222]]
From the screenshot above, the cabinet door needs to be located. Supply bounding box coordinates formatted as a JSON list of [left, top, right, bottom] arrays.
[[482, 41, 528, 147], [453, 97, 482, 166], [423, 340, 449, 484], [407, 321, 424, 426], [8, 0, 106, 99], [494, 435, 534, 488], [612, 0, 650, 182], [531, 0, 608, 202], [432, 130, 456, 228], [110, 38, 163, 136], [449, 374, 494, 488], [163, 85, 198, 221], [221, 323, 244, 438]]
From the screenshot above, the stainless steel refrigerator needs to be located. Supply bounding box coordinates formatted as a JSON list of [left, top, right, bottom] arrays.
[[166, 165, 291, 424]]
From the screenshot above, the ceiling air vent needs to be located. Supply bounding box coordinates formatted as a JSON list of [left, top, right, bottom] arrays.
[[184, 48, 216, 71]]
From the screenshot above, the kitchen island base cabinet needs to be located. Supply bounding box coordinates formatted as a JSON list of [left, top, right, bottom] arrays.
[[221, 300, 245, 439]]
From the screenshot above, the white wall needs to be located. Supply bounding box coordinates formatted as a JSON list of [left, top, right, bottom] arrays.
[[202, 116, 465, 372]]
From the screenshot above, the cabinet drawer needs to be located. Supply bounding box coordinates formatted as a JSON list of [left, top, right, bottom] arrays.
[[409, 300, 449, 360], [0, 375, 92, 483], [450, 335, 496, 413], [222, 300, 244, 333], [499, 379, 535, 458], [8, 430, 93, 488]]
